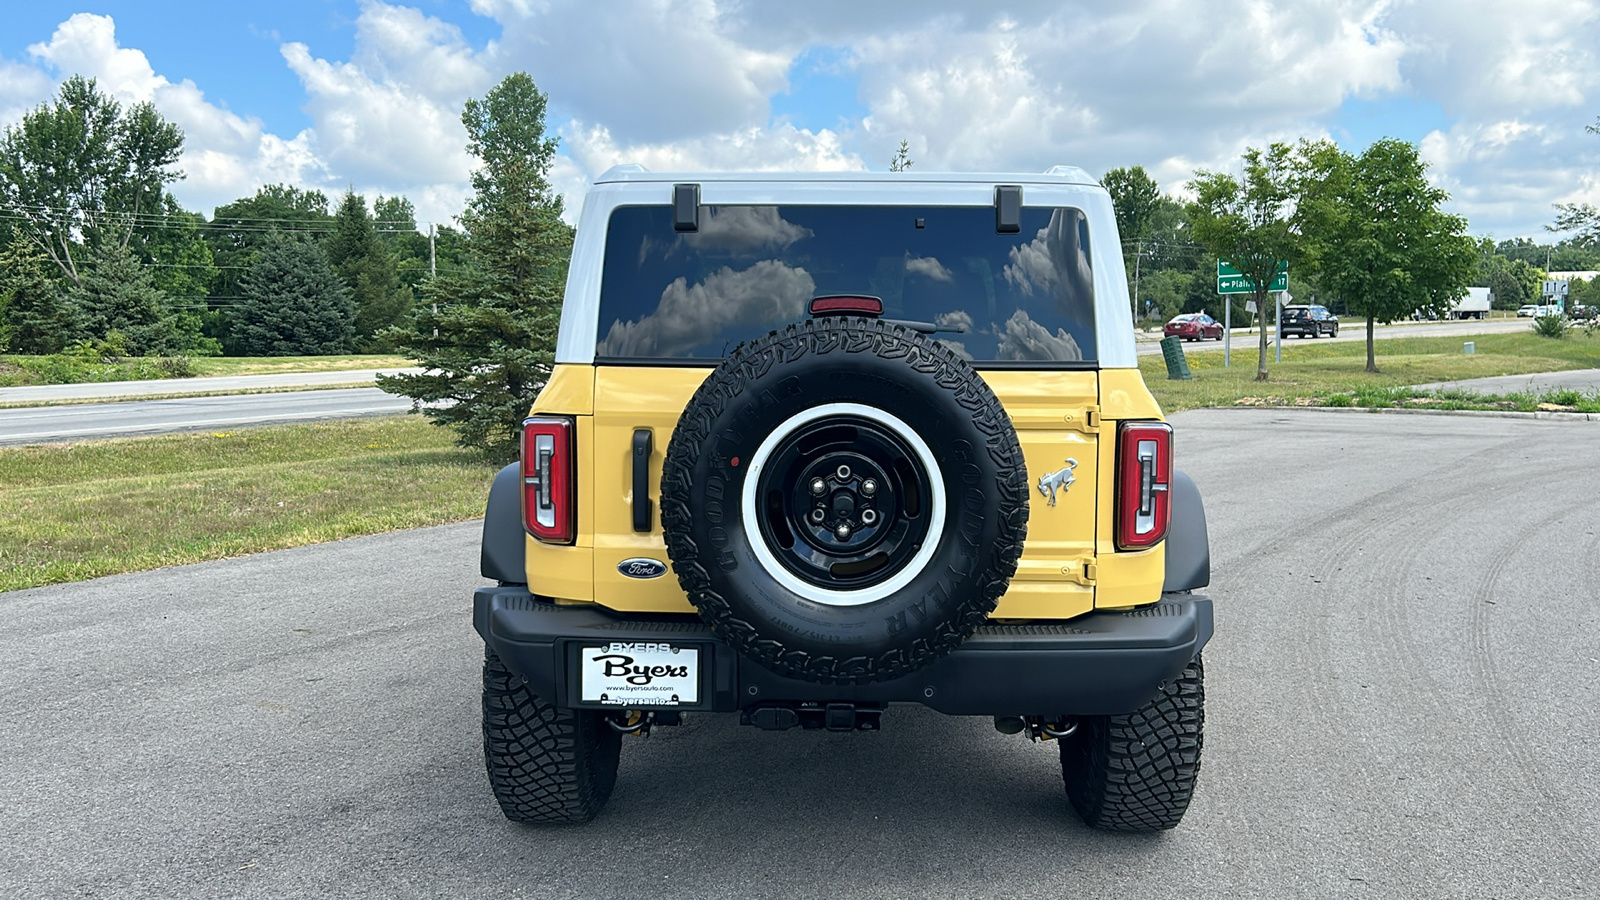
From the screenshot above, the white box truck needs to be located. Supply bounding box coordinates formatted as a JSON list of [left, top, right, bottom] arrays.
[[1452, 287, 1491, 319]]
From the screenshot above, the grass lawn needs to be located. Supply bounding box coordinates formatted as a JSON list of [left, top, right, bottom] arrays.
[[1146, 329, 1600, 413], [0, 416, 499, 593], [191, 355, 413, 377], [0, 353, 413, 388]]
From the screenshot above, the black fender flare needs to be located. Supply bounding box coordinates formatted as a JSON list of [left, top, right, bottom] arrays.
[[481, 463, 526, 585], [1162, 470, 1210, 593]]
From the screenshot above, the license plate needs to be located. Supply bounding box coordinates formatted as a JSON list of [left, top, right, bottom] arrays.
[[579, 642, 700, 706]]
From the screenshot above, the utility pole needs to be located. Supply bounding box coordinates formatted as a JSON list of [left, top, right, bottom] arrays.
[[1131, 240, 1142, 324], [429, 223, 438, 338]]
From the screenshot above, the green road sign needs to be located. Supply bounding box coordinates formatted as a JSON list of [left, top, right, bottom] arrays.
[[1217, 259, 1287, 294]]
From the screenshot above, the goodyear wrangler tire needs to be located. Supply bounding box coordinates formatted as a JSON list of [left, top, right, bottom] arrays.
[[660, 317, 1029, 684]]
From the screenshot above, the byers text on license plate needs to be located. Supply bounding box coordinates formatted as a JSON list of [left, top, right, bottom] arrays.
[[580, 642, 699, 706]]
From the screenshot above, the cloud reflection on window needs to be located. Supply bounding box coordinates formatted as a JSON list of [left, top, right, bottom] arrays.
[[995, 309, 1083, 361], [905, 254, 954, 282], [1001, 208, 1094, 327], [597, 260, 815, 358]]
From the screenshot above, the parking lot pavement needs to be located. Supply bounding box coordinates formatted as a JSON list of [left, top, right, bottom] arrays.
[[2, 410, 1597, 899], [1412, 367, 1600, 395]]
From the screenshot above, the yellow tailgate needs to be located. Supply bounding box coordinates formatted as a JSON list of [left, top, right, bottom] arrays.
[[535, 364, 1162, 619]]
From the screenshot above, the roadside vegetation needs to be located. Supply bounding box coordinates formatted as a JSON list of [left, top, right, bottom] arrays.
[[0, 352, 411, 388], [0, 416, 497, 592], [1147, 330, 1600, 412]]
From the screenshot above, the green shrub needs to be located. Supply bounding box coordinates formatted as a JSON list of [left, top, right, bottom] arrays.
[[1532, 314, 1569, 339]]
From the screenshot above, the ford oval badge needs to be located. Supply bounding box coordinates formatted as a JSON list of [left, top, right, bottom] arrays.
[[618, 558, 668, 579]]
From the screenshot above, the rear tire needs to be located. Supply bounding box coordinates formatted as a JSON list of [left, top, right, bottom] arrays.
[[1060, 655, 1204, 832], [482, 648, 621, 824]]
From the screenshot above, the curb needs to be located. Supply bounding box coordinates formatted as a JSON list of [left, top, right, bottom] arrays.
[[1212, 405, 1600, 422]]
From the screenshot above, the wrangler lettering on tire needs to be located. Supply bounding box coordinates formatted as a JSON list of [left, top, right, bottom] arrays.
[[660, 317, 1029, 684]]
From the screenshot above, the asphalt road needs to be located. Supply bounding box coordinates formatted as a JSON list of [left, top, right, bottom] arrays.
[[0, 369, 415, 405], [1135, 315, 1529, 355], [0, 388, 414, 445], [3, 409, 1598, 899]]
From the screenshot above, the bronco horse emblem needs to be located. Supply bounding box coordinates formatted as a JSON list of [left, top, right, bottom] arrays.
[[1036, 459, 1078, 507]]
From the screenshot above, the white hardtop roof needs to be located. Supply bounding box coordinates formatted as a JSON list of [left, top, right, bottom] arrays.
[[594, 164, 1099, 187]]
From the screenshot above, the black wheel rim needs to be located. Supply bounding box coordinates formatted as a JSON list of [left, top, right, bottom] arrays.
[[753, 414, 933, 593]]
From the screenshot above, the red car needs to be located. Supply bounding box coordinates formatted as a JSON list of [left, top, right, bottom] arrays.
[[1164, 312, 1223, 341]]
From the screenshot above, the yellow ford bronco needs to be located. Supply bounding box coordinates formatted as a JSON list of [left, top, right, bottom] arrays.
[[474, 167, 1213, 832]]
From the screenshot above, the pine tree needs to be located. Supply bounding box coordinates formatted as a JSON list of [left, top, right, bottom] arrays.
[[0, 238, 78, 353], [379, 73, 573, 458], [67, 239, 201, 356], [232, 235, 356, 356], [326, 190, 412, 350]]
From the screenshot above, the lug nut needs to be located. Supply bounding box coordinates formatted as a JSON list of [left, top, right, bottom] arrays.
[[810, 478, 826, 495], [862, 479, 877, 496], [834, 523, 852, 540], [861, 509, 877, 525], [810, 509, 826, 524], [836, 464, 852, 481]]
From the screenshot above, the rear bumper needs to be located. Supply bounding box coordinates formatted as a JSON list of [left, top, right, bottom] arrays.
[[473, 588, 1213, 717]]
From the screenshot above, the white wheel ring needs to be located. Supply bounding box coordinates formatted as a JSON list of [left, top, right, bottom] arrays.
[[740, 402, 946, 608]]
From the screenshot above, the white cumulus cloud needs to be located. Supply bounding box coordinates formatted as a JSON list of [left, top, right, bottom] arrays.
[[4, 0, 1599, 239]]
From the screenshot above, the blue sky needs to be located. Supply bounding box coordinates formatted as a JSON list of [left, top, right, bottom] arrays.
[[2, 2, 1597, 239]]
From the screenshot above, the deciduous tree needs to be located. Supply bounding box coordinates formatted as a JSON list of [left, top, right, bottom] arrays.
[[1296, 139, 1476, 373], [1187, 144, 1299, 381], [1101, 165, 1162, 247], [0, 76, 183, 286]]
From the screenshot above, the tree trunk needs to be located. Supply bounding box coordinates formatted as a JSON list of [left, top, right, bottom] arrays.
[[1365, 314, 1379, 373], [1255, 288, 1270, 381]]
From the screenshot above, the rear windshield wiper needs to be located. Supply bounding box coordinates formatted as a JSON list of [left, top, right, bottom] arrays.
[[882, 319, 968, 335]]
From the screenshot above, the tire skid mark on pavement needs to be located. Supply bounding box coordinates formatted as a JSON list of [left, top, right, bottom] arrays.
[[1467, 493, 1600, 876], [1198, 418, 1586, 893], [1339, 451, 1596, 891]]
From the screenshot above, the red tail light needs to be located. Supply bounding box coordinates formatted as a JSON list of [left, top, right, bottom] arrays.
[[808, 294, 884, 317], [522, 417, 575, 544], [1116, 421, 1172, 550]]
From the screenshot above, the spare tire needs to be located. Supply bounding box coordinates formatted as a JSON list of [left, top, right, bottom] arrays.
[[660, 317, 1028, 684]]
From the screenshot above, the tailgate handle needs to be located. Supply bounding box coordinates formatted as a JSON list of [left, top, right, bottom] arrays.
[[632, 428, 654, 532]]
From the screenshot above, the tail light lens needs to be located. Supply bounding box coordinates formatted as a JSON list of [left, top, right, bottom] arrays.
[[1116, 421, 1172, 550], [522, 417, 575, 544]]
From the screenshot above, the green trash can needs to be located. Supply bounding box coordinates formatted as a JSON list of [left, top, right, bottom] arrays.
[[1159, 335, 1192, 380]]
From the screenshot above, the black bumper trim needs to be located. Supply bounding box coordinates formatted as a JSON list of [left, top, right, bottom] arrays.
[[473, 588, 1213, 717]]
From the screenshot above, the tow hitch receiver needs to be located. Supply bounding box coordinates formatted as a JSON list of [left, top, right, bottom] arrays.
[[742, 702, 884, 732]]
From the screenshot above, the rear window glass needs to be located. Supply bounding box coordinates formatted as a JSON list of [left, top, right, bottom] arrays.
[[594, 204, 1096, 364]]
